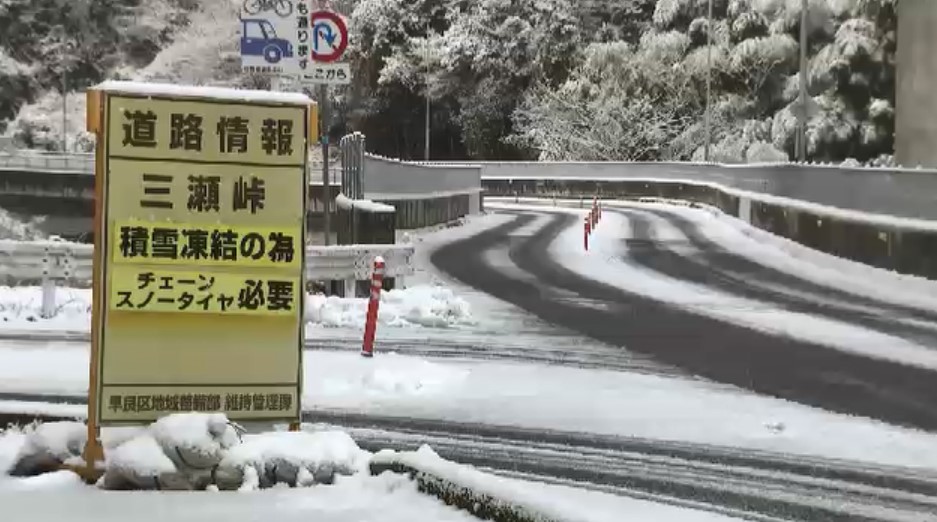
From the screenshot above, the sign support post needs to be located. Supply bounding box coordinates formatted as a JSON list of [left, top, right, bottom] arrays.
[[320, 84, 331, 246], [81, 88, 106, 480]]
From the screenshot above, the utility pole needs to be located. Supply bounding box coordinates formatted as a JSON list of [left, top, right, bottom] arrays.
[[424, 21, 431, 162], [796, 0, 808, 162], [61, 69, 68, 152], [319, 84, 331, 245], [424, 88, 430, 161], [704, 0, 713, 162]]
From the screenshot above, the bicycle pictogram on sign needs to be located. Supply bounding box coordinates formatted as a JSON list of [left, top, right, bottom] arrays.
[[242, 0, 293, 17]]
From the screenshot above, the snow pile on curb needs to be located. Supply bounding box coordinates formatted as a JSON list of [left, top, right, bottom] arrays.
[[216, 431, 368, 491], [5, 421, 86, 477], [371, 446, 733, 522], [372, 446, 566, 522], [103, 413, 241, 490], [2, 414, 368, 492], [315, 352, 471, 402], [306, 285, 475, 329], [0, 286, 91, 328]]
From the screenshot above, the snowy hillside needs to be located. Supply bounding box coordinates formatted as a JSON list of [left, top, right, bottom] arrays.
[[0, 0, 242, 152], [1, 0, 898, 165]]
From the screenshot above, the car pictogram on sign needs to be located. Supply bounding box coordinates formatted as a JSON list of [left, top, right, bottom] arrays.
[[241, 18, 294, 64]]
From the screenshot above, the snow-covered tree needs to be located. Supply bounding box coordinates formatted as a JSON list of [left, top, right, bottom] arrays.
[[0, 0, 900, 164]]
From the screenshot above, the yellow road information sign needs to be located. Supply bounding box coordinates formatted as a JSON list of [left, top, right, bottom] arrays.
[[102, 385, 299, 423], [107, 95, 306, 166], [109, 265, 300, 316], [112, 220, 302, 269], [88, 83, 312, 425]]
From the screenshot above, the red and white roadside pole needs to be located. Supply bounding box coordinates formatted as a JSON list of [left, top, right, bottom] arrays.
[[361, 256, 385, 358], [584, 216, 591, 251]]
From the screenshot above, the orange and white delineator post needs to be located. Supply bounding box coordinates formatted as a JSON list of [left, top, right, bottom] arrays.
[[361, 256, 385, 357], [584, 217, 591, 251]]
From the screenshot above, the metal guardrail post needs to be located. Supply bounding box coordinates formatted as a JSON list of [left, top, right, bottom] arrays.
[[340, 134, 348, 195], [40, 246, 55, 319], [355, 132, 365, 199]]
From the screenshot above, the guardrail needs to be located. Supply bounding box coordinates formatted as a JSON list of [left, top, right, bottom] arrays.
[[0, 151, 342, 185], [485, 176, 937, 279], [10, 150, 937, 221], [462, 161, 937, 222], [0, 240, 415, 317], [0, 151, 94, 173]]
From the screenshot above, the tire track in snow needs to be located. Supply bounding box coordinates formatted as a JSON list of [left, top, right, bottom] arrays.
[[641, 207, 937, 326], [435, 208, 937, 431], [303, 339, 678, 375], [619, 209, 937, 348]]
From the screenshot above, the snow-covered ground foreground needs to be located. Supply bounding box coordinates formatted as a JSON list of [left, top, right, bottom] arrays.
[[0, 414, 743, 522], [0, 473, 482, 522], [4, 344, 937, 472]]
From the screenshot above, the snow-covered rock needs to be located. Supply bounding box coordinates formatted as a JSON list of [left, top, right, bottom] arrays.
[[7, 421, 85, 477], [101, 433, 181, 490], [100, 413, 240, 490], [215, 431, 367, 491]]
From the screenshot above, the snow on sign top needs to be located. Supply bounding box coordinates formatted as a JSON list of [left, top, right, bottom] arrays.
[[94, 80, 312, 106]]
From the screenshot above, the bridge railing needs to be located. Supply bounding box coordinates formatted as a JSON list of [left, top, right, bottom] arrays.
[[0, 240, 415, 317], [0, 151, 94, 173], [0, 151, 343, 184]]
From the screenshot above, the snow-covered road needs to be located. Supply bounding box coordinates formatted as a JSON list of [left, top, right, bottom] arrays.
[[437, 200, 937, 432]]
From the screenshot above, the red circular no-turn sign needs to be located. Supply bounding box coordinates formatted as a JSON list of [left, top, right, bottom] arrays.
[[310, 10, 348, 63]]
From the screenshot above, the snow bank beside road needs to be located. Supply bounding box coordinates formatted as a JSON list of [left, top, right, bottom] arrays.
[[0, 422, 478, 522], [306, 285, 475, 329], [373, 446, 743, 522], [0, 286, 90, 331], [0, 284, 475, 332], [2, 414, 366, 493], [218, 431, 369, 491]]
